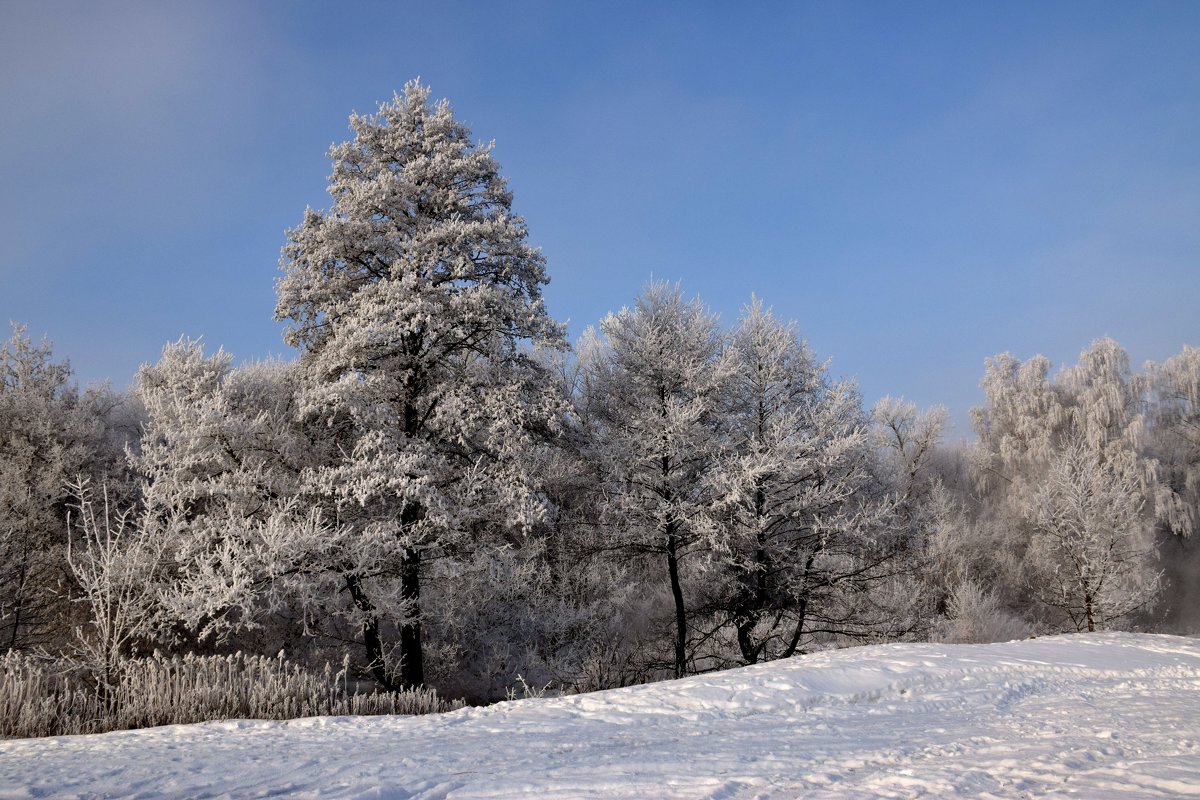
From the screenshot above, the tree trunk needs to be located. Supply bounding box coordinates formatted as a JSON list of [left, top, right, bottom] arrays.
[[399, 544, 424, 688], [344, 574, 393, 690], [397, 398, 426, 689], [736, 615, 760, 664], [781, 591, 810, 659], [665, 522, 688, 679], [736, 485, 770, 664], [781, 551, 817, 659], [6, 544, 31, 650]]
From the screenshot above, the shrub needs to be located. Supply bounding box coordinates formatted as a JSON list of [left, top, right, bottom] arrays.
[[932, 580, 1035, 644]]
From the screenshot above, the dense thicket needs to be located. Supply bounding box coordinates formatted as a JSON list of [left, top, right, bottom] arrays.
[[2, 84, 1195, 735]]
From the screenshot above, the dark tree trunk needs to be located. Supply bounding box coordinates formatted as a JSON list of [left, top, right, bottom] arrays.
[[736, 616, 760, 664], [781, 591, 811, 660], [397, 398, 425, 689], [781, 551, 817, 659], [399, 542, 424, 688], [6, 544, 31, 650], [665, 522, 688, 678], [736, 485, 771, 664], [344, 573, 393, 690]]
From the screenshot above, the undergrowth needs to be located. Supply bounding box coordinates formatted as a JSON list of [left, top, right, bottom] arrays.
[[0, 650, 463, 739]]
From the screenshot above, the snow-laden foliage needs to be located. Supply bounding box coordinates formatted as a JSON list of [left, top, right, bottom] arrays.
[[571, 291, 920, 677], [921, 483, 1028, 636], [1140, 346, 1200, 630], [872, 395, 948, 515], [135, 342, 313, 523], [276, 80, 567, 688], [133, 341, 339, 647], [973, 338, 1145, 492], [932, 579, 1033, 644], [972, 351, 1068, 493], [424, 541, 605, 702], [64, 481, 165, 697]]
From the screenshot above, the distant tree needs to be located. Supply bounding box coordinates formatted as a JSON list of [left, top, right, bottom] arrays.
[[578, 281, 730, 678], [1138, 345, 1200, 630], [1056, 340, 1152, 517], [1142, 345, 1200, 540], [973, 338, 1145, 492], [872, 395, 947, 513], [0, 325, 97, 650], [873, 396, 985, 634], [1026, 440, 1160, 631], [971, 351, 1068, 495], [969, 338, 1165, 630], [276, 81, 566, 688]]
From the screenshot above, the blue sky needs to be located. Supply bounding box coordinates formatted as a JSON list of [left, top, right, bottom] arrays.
[[2, 1, 1197, 437]]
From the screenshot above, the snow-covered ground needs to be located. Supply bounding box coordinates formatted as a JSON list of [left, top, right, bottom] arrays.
[[2, 633, 1198, 799]]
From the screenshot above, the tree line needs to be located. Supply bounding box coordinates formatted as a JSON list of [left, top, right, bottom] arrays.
[[2, 81, 1196, 705]]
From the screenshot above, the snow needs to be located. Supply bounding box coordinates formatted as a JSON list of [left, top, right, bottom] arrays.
[[3, 633, 1199, 798]]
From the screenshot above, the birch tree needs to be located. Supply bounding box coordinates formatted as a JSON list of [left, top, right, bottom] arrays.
[[970, 338, 1164, 630], [65, 480, 165, 701], [1027, 440, 1160, 631]]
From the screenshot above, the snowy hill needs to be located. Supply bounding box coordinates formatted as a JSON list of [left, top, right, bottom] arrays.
[[2, 633, 1198, 798]]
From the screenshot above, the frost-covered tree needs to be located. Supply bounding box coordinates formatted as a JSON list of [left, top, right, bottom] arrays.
[[872, 396, 986, 634], [974, 338, 1144, 491], [1137, 345, 1200, 630], [1142, 345, 1200, 540], [276, 81, 566, 688], [965, 350, 1073, 628], [135, 341, 310, 523], [705, 300, 901, 664], [579, 281, 730, 678], [971, 352, 1068, 495], [873, 395, 947, 512], [0, 325, 99, 649], [64, 480, 165, 701], [969, 338, 1165, 630], [1027, 440, 1160, 631], [133, 340, 335, 648]]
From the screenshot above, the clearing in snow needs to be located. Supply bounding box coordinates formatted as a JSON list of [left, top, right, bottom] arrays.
[[2, 632, 1198, 798]]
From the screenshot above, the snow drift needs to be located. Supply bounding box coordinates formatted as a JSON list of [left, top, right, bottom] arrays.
[[2, 632, 1198, 798]]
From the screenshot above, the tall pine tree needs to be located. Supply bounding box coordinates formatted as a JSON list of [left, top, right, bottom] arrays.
[[276, 81, 565, 689]]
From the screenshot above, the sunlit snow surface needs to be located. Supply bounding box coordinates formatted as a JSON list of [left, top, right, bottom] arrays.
[[3, 633, 1199, 799]]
